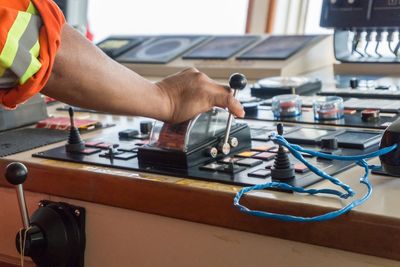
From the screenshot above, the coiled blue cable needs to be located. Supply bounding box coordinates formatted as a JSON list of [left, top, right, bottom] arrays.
[[233, 134, 397, 222]]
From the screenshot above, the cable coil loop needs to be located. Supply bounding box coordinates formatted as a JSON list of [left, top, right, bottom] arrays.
[[234, 133, 397, 222]]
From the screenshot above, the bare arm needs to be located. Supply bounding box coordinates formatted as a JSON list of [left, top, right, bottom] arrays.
[[42, 25, 244, 123]]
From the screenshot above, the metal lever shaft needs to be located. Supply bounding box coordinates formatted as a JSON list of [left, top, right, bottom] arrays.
[[5, 162, 30, 229], [16, 184, 30, 229], [221, 73, 247, 155], [223, 89, 239, 146]]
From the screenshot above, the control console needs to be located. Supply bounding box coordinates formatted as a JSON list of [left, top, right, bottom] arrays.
[[32, 74, 386, 190], [320, 0, 400, 63]]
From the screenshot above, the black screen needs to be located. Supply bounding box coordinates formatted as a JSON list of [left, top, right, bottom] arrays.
[[117, 36, 206, 64], [237, 35, 317, 60], [183, 36, 259, 60], [335, 131, 380, 145], [284, 128, 335, 145]]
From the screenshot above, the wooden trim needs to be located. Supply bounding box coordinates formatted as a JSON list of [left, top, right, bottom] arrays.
[[0, 254, 35, 267], [265, 0, 277, 33], [0, 159, 400, 261], [0, 262, 19, 267], [245, 0, 255, 33]]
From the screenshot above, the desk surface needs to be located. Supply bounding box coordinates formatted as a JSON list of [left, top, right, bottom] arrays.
[[0, 102, 399, 261]]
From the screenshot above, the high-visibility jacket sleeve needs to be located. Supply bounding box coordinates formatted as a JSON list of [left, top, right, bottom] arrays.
[[0, 0, 65, 108]]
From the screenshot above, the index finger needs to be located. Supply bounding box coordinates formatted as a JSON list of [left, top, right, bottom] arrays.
[[209, 84, 245, 118]]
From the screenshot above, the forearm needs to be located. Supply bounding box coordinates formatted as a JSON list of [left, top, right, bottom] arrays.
[[42, 24, 170, 120]]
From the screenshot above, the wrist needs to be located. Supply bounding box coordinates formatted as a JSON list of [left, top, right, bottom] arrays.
[[151, 81, 174, 122]]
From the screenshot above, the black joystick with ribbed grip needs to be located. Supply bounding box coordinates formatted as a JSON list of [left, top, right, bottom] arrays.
[[4, 162, 86, 267], [271, 124, 295, 180], [66, 107, 85, 153]]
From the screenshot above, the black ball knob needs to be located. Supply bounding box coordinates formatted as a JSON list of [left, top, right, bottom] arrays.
[[349, 77, 359, 89], [5, 162, 28, 185], [229, 73, 247, 90]]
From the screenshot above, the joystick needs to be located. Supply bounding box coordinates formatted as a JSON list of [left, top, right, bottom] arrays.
[[4, 162, 86, 267], [271, 124, 295, 180], [221, 73, 247, 155], [108, 144, 119, 163], [66, 107, 85, 153]]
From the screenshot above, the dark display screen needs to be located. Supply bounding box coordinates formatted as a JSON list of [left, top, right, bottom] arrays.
[[97, 37, 147, 58], [117, 36, 206, 64], [284, 128, 335, 145], [183, 36, 259, 60], [237, 35, 317, 60], [335, 131, 381, 147]]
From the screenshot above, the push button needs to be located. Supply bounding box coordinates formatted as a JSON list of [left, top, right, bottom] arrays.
[[251, 144, 277, 152], [96, 143, 114, 149], [236, 151, 258, 158], [200, 162, 224, 171], [294, 163, 309, 173], [77, 148, 101, 155], [220, 164, 246, 174], [235, 158, 263, 167], [85, 141, 104, 147], [248, 169, 271, 178], [252, 152, 276, 161]]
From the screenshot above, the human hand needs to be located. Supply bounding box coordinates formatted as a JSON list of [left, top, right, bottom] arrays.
[[155, 68, 245, 124]]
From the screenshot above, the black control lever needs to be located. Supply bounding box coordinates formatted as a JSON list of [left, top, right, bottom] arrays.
[[220, 73, 247, 155], [5, 162, 30, 229], [4, 162, 86, 267], [271, 124, 295, 180], [66, 107, 85, 153]]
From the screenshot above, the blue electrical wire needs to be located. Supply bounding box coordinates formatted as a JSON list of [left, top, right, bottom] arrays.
[[233, 134, 397, 222]]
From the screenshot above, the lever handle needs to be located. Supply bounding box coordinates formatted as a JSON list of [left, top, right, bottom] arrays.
[[5, 162, 30, 229], [229, 73, 247, 91], [221, 73, 247, 154]]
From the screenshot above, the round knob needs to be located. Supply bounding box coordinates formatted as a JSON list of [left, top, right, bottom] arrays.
[[229, 73, 247, 90], [221, 143, 231, 155], [349, 77, 359, 89], [229, 137, 238, 148], [207, 147, 218, 158], [5, 162, 28, 185]]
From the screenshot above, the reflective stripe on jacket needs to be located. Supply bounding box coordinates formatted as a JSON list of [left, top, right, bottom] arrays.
[[0, 0, 65, 108]]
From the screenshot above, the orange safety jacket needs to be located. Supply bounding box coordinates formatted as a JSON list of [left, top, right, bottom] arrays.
[[0, 0, 65, 108]]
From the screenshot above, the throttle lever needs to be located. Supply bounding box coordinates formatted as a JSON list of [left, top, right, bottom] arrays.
[[5, 162, 30, 229], [4, 162, 86, 267], [221, 73, 247, 155]]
